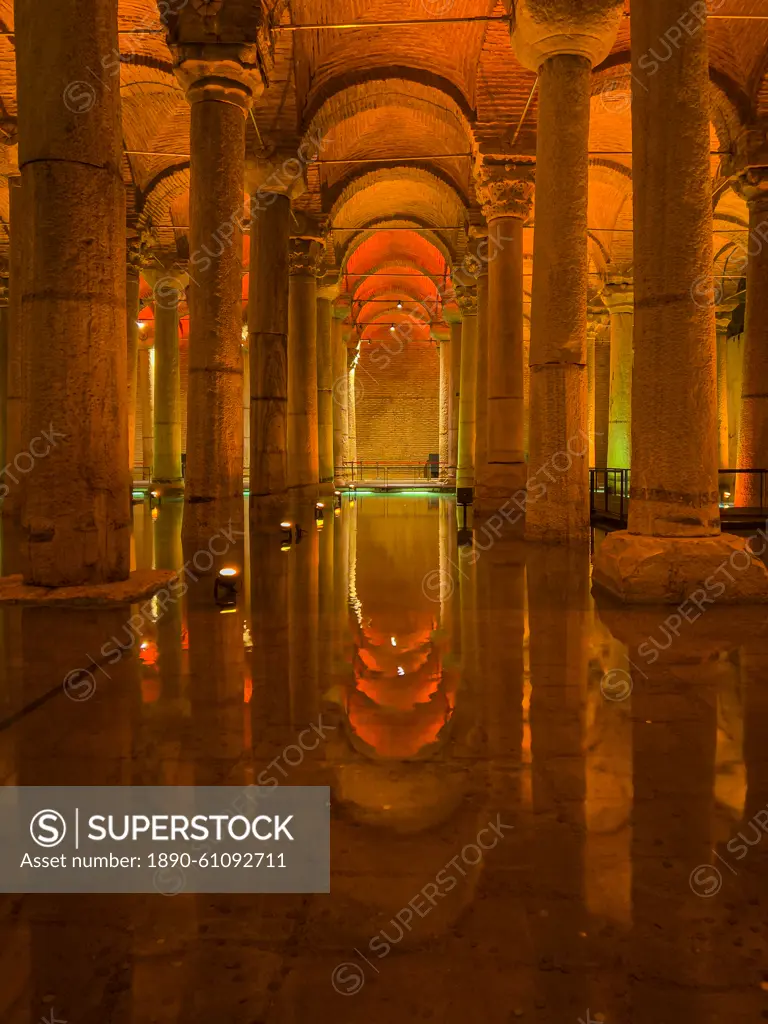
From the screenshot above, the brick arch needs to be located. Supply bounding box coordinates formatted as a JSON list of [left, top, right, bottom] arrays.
[[304, 79, 476, 195]]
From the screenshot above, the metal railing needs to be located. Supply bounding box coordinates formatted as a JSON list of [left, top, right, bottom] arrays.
[[336, 460, 455, 489], [590, 467, 768, 527]]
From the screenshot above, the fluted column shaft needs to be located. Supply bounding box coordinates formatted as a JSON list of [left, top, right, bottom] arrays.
[[15, 0, 129, 585], [249, 193, 290, 506]]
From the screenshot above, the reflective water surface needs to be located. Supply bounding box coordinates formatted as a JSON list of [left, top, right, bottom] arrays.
[[0, 495, 766, 1023]]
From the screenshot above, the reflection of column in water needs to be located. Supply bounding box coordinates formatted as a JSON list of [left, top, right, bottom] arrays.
[[250, 529, 291, 757], [17, 608, 138, 1020], [526, 545, 590, 1018], [152, 503, 184, 704], [595, 604, 750, 1022], [630, 658, 720, 1021], [480, 538, 525, 767], [184, 530, 246, 781], [317, 503, 334, 699], [289, 519, 319, 728]]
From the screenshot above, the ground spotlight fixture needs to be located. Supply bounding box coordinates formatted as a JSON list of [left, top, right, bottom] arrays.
[[334, 489, 342, 510], [214, 566, 240, 607], [149, 489, 162, 510], [457, 526, 473, 547], [315, 502, 325, 522], [280, 521, 294, 544]]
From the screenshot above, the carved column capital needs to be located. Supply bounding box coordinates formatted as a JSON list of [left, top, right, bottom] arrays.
[[474, 157, 535, 221], [167, 3, 270, 109], [455, 283, 478, 317], [510, 0, 624, 71], [289, 237, 324, 278], [127, 227, 159, 274]]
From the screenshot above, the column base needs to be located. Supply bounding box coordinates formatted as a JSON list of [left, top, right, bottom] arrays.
[[0, 568, 176, 606], [592, 530, 768, 604]]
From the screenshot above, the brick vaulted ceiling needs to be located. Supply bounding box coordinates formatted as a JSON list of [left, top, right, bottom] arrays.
[[0, 1, 766, 336]]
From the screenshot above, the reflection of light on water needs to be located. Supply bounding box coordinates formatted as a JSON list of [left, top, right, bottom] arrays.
[[243, 622, 252, 651]]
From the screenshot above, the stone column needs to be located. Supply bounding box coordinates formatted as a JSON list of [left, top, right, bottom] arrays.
[[4, 179, 25, 520], [248, 191, 290, 512], [242, 335, 250, 478], [332, 311, 348, 484], [438, 340, 449, 479], [456, 284, 478, 490], [715, 297, 740, 473], [471, 244, 490, 507], [511, 0, 622, 542], [316, 276, 339, 493], [604, 279, 634, 469], [169, 10, 265, 534], [736, 172, 768, 504], [126, 261, 141, 476], [137, 347, 153, 479], [593, 0, 768, 602], [146, 271, 186, 496], [14, 0, 131, 586], [474, 159, 535, 510], [586, 318, 599, 469], [0, 280, 7, 476], [594, 320, 611, 467], [348, 347, 358, 478], [246, 151, 307, 515], [288, 236, 322, 500], [447, 316, 462, 482]]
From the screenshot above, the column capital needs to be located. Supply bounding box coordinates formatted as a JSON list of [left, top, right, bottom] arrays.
[[510, 0, 623, 72], [289, 237, 324, 278], [474, 157, 535, 222], [167, 2, 272, 108], [715, 294, 742, 336], [455, 283, 478, 317], [245, 143, 308, 200], [723, 121, 768, 211], [127, 227, 159, 274], [602, 277, 634, 314], [456, 228, 489, 283], [317, 274, 341, 302]]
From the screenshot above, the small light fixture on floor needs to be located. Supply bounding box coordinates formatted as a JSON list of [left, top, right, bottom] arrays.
[[149, 489, 161, 510], [315, 502, 325, 524], [334, 489, 342, 510], [214, 566, 240, 607]]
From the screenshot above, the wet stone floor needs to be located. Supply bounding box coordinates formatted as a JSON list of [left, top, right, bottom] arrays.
[[0, 494, 766, 1023]]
